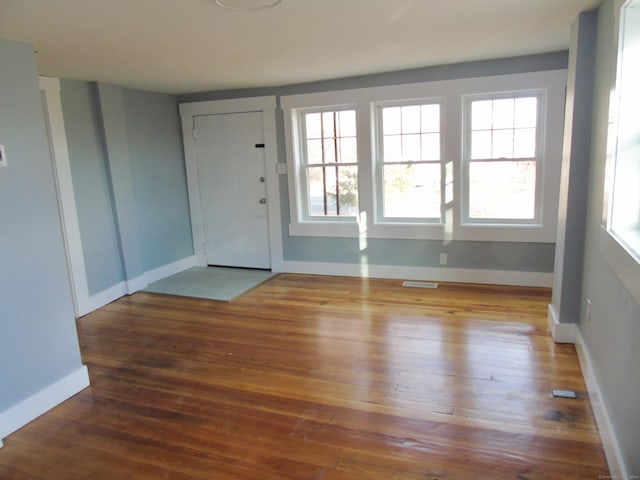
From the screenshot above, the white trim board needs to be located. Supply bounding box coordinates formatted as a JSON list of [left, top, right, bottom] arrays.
[[179, 96, 284, 273], [0, 366, 90, 441], [39, 76, 91, 317], [282, 261, 553, 287], [547, 304, 578, 343], [79, 255, 198, 316], [575, 329, 629, 479]]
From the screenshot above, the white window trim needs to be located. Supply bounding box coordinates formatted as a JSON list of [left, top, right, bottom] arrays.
[[291, 105, 359, 223], [601, 0, 640, 304], [282, 70, 566, 242]]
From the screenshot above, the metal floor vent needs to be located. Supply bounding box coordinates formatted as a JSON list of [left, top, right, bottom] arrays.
[[402, 281, 439, 289]]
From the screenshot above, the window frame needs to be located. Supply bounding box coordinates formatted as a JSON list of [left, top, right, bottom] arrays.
[[462, 90, 546, 227], [296, 106, 360, 220], [372, 99, 445, 225], [601, 0, 640, 304]]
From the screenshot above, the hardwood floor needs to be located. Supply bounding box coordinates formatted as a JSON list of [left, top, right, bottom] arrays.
[[0, 274, 609, 479]]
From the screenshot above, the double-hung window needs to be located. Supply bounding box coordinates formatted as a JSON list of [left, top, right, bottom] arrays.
[[283, 70, 564, 241], [298, 108, 358, 218], [463, 93, 543, 224], [376, 102, 442, 222]]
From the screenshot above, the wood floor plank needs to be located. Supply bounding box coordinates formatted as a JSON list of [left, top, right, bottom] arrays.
[[0, 274, 609, 479]]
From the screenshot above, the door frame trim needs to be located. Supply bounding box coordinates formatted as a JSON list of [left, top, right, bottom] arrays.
[[179, 96, 283, 272], [39, 76, 91, 316]]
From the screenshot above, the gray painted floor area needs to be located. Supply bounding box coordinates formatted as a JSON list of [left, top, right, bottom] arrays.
[[144, 266, 276, 301]]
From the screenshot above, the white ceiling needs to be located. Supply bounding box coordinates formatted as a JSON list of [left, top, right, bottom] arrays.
[[0, 0, 600, 95]]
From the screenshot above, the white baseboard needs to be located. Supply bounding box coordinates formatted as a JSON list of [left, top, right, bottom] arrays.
[[575, 329, 628, 479], [282, 261, 554, 287], [125, 274, 147, 294], [81, 281, 128, 316], [547, 304, 578, 343], [0, 366, 90, 440], [78, 255, 198, 316], [144, 255, 198, 284]]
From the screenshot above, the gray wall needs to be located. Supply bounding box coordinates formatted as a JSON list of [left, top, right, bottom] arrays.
[[0, 40, 84, 410], [60, 80, 125, 294], [577, 0, 640, 474], [181, 53, 567, 273], [60, 80, 193, 296], [123, 88, 193, 270], [551, 12, 597, 323]]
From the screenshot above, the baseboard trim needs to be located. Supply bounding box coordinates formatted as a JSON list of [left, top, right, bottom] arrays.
[[81, 282, 128, 316], [144, 255, 198, 284], [575, 329, 628, 479], [79, 256, 199, 316], [282, 261, 553, 287], [125, 274, 148, 295], [547, 304, 578, 343], [0, 366, 90, 440]]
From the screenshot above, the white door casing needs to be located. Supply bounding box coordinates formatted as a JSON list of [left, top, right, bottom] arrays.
[[39, 76, 91, 317], [179, 96, 283, 272], [195, 112, 270, 269]]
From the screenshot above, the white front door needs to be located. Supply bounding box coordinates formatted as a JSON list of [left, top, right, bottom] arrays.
[[194, 112, 271, 269]]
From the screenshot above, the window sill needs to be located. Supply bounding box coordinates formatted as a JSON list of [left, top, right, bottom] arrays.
[[601, 226, 640, 304]]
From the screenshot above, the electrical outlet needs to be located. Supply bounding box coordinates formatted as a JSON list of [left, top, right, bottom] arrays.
[[586, 298, 592, 323], [440, 253, 448, 265], [0, 144, 7, 167]]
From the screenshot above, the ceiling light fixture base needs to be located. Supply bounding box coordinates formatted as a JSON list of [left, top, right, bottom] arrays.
[[215, 0, 282, 11]]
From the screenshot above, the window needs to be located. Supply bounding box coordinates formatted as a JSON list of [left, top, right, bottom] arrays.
[[607, 0, 640, 258], [376, 102, 442, 221], [601, 0, 640, 304], [299, 108, 358, 218], [464, 94, 542, 224], [282, 70, 564, 241]]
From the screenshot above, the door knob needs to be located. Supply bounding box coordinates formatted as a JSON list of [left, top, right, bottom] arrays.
[[259, 198, 267, 204], [259, 176, 265, 183]]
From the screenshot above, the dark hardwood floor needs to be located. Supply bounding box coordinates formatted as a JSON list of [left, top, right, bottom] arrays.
[[0, 274, 609, 479]]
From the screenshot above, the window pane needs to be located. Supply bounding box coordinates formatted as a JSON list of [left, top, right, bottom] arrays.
[[514, 97, 537, 128], [402, 134, 421, 161], [322, 112, 336, 138], [339, 136, 357, 163], [471, 130, 492, 159], [339, 110, 356, 137], [383, 163, 441, 218], [401, 105, 421, 134], [472, 100, 493, 130], [492, 98, 515, 129], [469, 161, 536, 219], [307, 166, 326, 216], [492, 129, 514, 158], [421, 104, 440, 132], [307, 166, 358, 217], [334, 166, 359, 216], [307, 139, 323, 164], [305, 113, 322, 139], [323, 139, 336, 163], [421, 133, 440, 161], [514, 128, 536, 158], [383, 107, 401, 135], [383, 135, 402, 162]]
